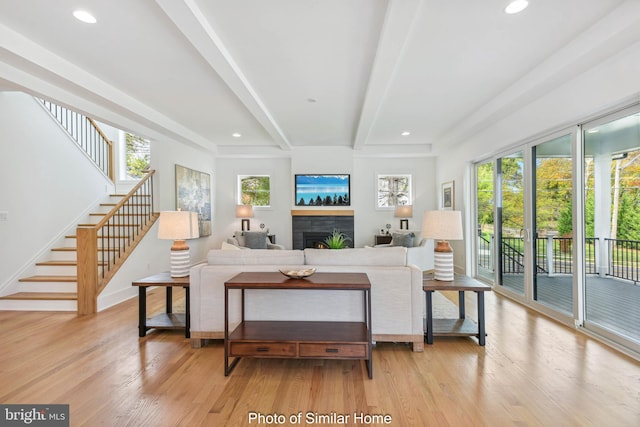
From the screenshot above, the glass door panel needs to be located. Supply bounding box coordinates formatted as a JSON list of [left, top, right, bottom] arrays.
[[533, 134, 573, 315], [476, 162, 495, 281], [583, 111, 640, 344], [497, 152, 525, 295]]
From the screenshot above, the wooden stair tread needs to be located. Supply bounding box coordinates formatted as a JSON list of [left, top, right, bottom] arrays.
[[36, 260, 107, 267], [19, 275, 77, 282], [100, 203, 151, 207], [89, 213, 150, 216], [0, 292, 77, 301], [36, 260, 77, 266], [51, 247, 77, 252]]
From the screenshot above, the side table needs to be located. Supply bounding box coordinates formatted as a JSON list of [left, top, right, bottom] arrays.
[[423, 274, 492, 346], [132, 272, 190, 338], [374, 234, 392, 245]]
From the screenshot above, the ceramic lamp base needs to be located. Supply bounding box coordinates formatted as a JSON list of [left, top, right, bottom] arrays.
[[170, 248, 190, 277], [433, 251, 454, 281]]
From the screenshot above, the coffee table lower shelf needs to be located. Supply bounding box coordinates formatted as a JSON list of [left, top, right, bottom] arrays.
[[225, 320, 371, 376]]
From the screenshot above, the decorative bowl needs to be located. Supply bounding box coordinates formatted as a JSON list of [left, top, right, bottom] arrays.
[[279, 268, 316, 279]]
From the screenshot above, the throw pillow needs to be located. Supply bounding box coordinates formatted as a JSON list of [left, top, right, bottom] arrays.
[[221, 241, 241, 251], [243, 231, 268, 249], [391, 231, 415, 248], [233, 231, 246, 247]]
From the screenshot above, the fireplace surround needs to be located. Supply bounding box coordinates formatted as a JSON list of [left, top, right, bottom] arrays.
[[291, 211, 354, 249]]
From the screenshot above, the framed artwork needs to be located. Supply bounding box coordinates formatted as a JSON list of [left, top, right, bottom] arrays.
[[376, 174, 412, 208], [295, 174, 350, 206], [441, 180, 454, 210], [175, 164, 212, 237]]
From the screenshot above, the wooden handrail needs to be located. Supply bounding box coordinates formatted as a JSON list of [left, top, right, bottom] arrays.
[[87, 117, 115, 181], [38, 98, 115, 181], [94, 170, 156, 229], [77, 170, 156, 315]]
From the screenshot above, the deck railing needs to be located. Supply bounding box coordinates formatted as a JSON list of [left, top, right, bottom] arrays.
[[479, 235, 612, 278], [606, 238, 640, 284], [38, 98, 114, 180], [76, 170, 157, 314]]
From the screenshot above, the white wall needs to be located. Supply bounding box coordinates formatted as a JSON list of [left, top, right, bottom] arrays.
[[214, 155, 292, 248], [213, 148, 436, 249], [0, 91, 216, 308], [354, 155, 436, 246], [0, 92, 113, 294], [436, 38, 640, 274], [97, 136, 216, 309]]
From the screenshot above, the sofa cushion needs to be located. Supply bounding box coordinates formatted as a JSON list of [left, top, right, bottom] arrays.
[[391, 231, 415, 247], [243, 231, 268, 249], [207, 249, 305, 265], [304, 247, 407, 266]]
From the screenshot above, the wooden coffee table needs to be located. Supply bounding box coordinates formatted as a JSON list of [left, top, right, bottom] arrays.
[[224, 272, 373, 378]]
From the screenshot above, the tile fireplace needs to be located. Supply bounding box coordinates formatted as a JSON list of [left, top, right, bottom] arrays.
[[291, 211, 354, 249]]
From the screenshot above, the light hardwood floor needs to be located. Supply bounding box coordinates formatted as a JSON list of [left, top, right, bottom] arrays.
[[0, 288, 638, 426]]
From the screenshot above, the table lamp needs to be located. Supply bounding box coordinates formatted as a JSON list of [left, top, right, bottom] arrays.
[[158, 210, 199, 277], [394, 205, 413, 230], [236, 204, 254, 231], [422, 210, 463, 281]]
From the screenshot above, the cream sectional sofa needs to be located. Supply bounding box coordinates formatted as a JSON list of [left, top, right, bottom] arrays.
[[189, 247, 425, 351]]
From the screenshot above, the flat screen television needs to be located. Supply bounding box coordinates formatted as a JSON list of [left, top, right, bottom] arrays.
[[295, 174, 350, 206]]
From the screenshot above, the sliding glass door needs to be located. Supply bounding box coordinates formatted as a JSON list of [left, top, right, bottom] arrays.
[[583, 109, 640, 344], [473, 108, 640, 353], [496, 151, 525, 296], [476, 162, 494, 282], [532, 134, 573, 315]]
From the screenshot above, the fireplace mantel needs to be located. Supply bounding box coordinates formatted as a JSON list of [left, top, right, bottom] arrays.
[[291, 210, 354, 217]]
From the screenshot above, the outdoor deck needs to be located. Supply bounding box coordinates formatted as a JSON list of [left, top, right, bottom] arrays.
[[493, 273, 640, 343]]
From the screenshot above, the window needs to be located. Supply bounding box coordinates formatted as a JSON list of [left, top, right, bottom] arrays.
[[124, 132, 150, 180], [238, 175, 271, 207], [377, 174, 412, 208]]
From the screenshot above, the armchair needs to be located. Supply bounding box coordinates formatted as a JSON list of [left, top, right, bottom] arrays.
[[226, 230, 284, 250], [373, 231, 434, 271]]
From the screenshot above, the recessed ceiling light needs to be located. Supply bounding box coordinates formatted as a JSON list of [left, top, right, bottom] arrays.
[[504, 0, 529, 14], [232, 133, 242, 138], [73, 10, 97, 24], [401, 131, 411, 136]]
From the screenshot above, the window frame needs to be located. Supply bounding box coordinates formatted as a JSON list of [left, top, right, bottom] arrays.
[[376, 174, 413, 209], [237, 174, 271, 208]]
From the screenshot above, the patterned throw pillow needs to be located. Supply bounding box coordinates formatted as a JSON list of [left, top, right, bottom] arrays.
[[243, 231, 268, 249], [391, 232, 415, 248]]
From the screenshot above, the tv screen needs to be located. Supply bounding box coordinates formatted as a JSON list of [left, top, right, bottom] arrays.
[[295, 174, 350, 206]]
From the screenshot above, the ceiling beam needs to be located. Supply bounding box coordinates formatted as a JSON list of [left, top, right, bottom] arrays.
[[352, 0, 423, 150], [0, 23, 214, 151], [155, 0, 292, 151]]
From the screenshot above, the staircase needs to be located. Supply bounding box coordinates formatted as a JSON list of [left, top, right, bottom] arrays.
[[0, 192, 156, 312], [0, 98, 157, 314]]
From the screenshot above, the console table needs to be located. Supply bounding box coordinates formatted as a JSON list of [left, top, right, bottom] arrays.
[[423, 274, 492, 346], [132, 272, 190, 338], [224, 272, 373, 378]]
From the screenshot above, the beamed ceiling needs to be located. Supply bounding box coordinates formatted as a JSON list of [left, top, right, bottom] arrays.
[[1, 0, 638, 157]]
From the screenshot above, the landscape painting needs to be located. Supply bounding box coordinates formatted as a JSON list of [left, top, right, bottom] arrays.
[[295, 174, 350, 206]]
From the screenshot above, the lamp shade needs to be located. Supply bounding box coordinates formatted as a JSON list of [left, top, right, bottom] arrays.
[[421, 210, 463, 241], [235, 204, 254, 218], [394, 205, 413, 218], [157, 211, 199, 240]]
